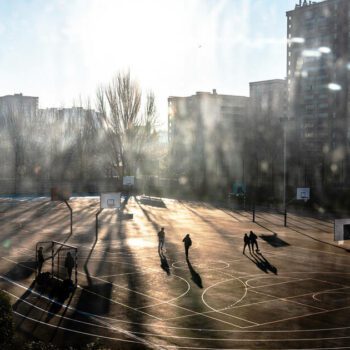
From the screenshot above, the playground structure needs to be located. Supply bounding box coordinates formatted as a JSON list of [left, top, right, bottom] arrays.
[[35, 240, 78, 285]]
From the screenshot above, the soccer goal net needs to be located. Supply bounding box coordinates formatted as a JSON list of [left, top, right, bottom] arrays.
[[36, 241, 78, 285]]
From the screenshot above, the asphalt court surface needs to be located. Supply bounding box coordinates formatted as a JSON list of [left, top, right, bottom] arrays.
[[1, 196, 350, 349]]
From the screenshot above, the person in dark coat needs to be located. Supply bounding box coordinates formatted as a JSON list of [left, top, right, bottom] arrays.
[[37, 247, 45, 274], [158, 227, 165, 252], [64, 252, 75, 280], [249, 230, 259, 252], [243, 233, 251, 254], [182, 234, 192, 259]]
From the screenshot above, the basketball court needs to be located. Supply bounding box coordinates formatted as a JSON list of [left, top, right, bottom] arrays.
[[1, 195, 350, 349]]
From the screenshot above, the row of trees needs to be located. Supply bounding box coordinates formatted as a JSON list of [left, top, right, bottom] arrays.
[[0, 71, 161, 195]]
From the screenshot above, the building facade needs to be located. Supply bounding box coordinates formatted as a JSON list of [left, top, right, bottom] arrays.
[[287, 0, 350, 194], [168, 90, 249, 196], [247, 79, 287, 202], [0, 93, 39, 121]]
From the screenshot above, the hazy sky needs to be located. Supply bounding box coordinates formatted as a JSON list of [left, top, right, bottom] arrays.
[[0, 0, 299, 127]]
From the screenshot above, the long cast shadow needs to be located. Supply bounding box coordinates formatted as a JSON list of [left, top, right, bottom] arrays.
[[256, 215, 349, 253], [48, 288, 75, 341], [12, 279, 38, 330], [258, 253, 278, 274], [244, 253, 268, 273], [260, 233, 290, 248], [186, 258, 203, 288], [244, 251, 278, 274], [159, 251, 170, 275], [140, 196, 167, 208]]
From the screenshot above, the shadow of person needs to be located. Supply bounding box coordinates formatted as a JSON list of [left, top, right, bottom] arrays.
[[246, 252, 268, 273], [159, 251, 170, 275], [258, 253, 278, 275], [186, 258, 203, 288]]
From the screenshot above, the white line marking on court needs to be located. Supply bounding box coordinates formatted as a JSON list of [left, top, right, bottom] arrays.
[[136, 273, 191, 310], [245, 276, 303, 289], [1, 257, 163, 321], [201, 277, 256, 325], [244, 303, 350, 329], [313, 290, 350, 302], [171, 260, 230, 271], [5, 264, 350, 338], [1, 255, 253, 329], [8, 289, 350, 347], [249, 287, 328, 312], [5, 238, 350, 341]]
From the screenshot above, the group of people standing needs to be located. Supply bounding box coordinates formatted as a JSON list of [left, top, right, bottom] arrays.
[[158, 227, 192, 259], [243, 231, 259, 254], [158, 227, 259, 259]]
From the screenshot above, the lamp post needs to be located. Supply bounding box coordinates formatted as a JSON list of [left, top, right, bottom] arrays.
[[283, 116, 287, 227]]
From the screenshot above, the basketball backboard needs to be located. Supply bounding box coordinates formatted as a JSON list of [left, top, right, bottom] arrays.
[[232, 182, 246, 196], [296, 187, 310, 201], [100, 193, 121, 209], [334, 219, 350, 241], [123, 176, 135, 186]]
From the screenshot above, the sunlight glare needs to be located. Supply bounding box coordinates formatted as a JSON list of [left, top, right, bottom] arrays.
[[328, 83, 341, 91], [318, 47, 331, 54], [302, 50, 321, 58], [126, 238, 156, 249]]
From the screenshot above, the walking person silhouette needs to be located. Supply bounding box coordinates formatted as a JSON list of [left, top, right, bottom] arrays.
[[37, 247, 45, 274], [182, 234, 192, 260], [64, 252, 75, 280], [243, 233, 251, 254], [158, 227, 165, 253], [249, 230, 259, 252]]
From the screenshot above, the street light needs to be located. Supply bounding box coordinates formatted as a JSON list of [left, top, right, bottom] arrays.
[[283, 117, 287, 227], [283, 115, 287, 227]]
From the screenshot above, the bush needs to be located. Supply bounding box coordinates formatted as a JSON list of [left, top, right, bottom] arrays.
[[0, 290, 14, 349]]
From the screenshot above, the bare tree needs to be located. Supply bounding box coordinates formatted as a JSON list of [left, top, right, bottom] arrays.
[[96, 71, 157, 178]]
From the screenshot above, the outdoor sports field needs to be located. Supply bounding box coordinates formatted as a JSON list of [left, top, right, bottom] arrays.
[[1, 196, 350, 349]]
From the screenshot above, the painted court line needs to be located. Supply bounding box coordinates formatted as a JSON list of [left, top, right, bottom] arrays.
[[12, 303, 350, 348], [249, 287, 328, 312], [83, 269, 250, 329], [201, 278, 257, 326], [2, 257, 164, 321], [244, 302, 350, 329], [3, 214, 350, 347], [2, 255, 251, 329], [5, 265, 350, 340], [312, 290, 350, 302], [245, 277, 306, 289]]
